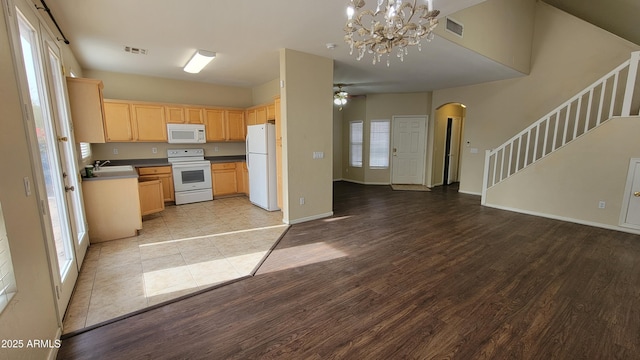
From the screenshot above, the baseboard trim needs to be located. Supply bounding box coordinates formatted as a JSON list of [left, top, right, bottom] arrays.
[[458, 190, 481, 196], [483, 202, 640, 235], [286, 212, 334, 225], [341, 179, 390, 186], [48, 328, 62, 360]]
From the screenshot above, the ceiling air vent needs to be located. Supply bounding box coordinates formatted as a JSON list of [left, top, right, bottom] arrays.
[[445, 17, 464, 37], [124, 46, 148, 55]]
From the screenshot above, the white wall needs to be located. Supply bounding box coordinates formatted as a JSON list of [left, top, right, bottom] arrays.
[[435, 0, 536, 74], [84, 69, 253, 108], [340, 93, 431, 184], [485, 117, 640, 233], [432, 2, 640, 195], [280, 49, 334, 224]]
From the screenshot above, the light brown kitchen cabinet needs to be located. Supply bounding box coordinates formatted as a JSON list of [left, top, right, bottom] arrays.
[[132, 104, 167, 141], [205, 109, 226, 141], [66, 77, 107, 143], [138, 166, 174, 202], [246, 109, 256, 126], [266, 103, 276, 121], [82, 178, 142, 242], [185, 107, 205, 124], [256, 107, 267, 124], [138, 179, 165, 216], [211, 163, 238, 196], [235, 161, 248, 195], [165, 106, 185, 123], [103, 100, 134, 142], [227, 110, 246, 141], [206, 109, 245, 142]]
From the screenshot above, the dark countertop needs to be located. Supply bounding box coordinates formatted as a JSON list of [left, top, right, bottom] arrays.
[[97, 155, 246, 168]]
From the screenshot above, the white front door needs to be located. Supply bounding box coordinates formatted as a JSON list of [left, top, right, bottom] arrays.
[[391, 116, 427, 184], [621, 159, 640, 229]]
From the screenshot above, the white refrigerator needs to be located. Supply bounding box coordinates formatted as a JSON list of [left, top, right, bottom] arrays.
[[246, 124, 279, 211]]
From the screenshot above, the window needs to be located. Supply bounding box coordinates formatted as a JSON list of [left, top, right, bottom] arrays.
[[80, 143, 91, 161], [349, 121, 363, 167], [369, 120, 390, 168], [0, 202, 17, 313]]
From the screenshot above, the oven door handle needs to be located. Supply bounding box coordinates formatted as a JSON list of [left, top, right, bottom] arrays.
[[171, 163, 208, 170]]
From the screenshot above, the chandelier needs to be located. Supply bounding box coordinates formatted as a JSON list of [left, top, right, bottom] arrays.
[[344, 0, 440, 66], [334, 85, 349, 110]]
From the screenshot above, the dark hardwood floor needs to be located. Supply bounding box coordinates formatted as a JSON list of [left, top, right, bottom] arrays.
[[57, 181, 640, 359]]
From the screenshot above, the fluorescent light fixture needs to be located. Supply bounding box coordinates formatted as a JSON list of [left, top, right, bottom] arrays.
[[183, 49, 216, 73]]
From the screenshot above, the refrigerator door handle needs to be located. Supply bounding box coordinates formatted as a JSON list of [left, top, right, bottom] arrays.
[[245, 134, 250, 169]]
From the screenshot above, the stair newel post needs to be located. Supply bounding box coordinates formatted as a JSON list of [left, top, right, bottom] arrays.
[[481, 149, 491, 205], [621, 51, 640, 117]]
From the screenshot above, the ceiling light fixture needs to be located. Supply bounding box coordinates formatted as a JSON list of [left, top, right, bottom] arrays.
[[334, 85, 349, 110], [183, 49, 216, 73], [344, 0, 440, 66]]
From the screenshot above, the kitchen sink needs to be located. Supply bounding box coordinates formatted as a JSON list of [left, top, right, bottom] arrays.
[[93, 165, 134, 173]]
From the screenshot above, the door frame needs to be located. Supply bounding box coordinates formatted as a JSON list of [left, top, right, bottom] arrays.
[[620, 158, 640, 230], [390, 115, 428, 185], [5, 0, 82, 320]]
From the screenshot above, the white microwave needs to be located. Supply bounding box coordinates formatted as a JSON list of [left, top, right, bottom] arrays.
[[167, 123, 206, 144]]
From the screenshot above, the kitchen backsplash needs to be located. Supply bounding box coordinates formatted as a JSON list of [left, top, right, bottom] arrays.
[[91, 142, 246, 160]]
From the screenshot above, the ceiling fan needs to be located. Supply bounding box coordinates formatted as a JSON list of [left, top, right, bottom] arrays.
[[333, 84, 364, 111]]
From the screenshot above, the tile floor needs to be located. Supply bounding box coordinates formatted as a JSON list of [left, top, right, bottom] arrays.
[[62, 196, 287, 334]]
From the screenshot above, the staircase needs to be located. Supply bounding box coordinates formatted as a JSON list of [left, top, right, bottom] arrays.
[[482, 51, 640, 204]]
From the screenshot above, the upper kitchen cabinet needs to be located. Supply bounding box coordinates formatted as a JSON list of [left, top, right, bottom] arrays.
[[266, 103, 276, 121], [256, 107, 267, 124], [227, 110, 246, 141], [205, 109, 245, 142], [185, 107, 205, 124], [166, 106, 204, 124], [66, 77, 107, 143], [103, 100, 134, 142], [205, 109, 226, 142], [131, 103, 167, 142], [165, 106, 185, 124], [246, 108, 256, 126]]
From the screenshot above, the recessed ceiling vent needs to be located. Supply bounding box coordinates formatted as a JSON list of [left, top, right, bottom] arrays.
[[445, 17, 464, 37], [124, 46, 148, 55]]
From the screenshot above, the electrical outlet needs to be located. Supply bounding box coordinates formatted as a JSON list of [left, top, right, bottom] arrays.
[[152, 147, 157, 154], [113, 148, 119, 155], [598, 201, 606, 209], [299, 197, 305, 205], [214, 146, 219, 152]]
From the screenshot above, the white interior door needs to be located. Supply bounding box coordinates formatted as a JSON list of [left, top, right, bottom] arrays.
[[8, 0, 81, 319], [621, 159, 640, 229], [447, 117, 462, 184], [391, 116, 427, 184]]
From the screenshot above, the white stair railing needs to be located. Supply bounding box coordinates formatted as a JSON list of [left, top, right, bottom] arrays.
[[482, 51, 640, 203]]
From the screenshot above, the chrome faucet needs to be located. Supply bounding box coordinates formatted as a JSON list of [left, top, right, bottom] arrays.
[[95, 160, 111, 169]]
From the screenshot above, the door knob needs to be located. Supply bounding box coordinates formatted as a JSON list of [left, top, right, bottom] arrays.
[[634, 191, 640, 197], [65, 185, 75, 192]]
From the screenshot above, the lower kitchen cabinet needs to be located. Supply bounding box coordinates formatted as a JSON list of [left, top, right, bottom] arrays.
[[211, 162, 238, 196], [138, 179, 165, 216], [236, 161, 249, 195], [138, 166, 174, 202], [82, 178, 142, 243]]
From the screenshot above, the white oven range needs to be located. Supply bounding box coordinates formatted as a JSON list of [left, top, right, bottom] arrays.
[[167, 149, 212, 205]]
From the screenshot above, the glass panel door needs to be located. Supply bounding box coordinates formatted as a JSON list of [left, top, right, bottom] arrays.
[[42, 27, 89, 266], [12, 3, 78, 318]]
